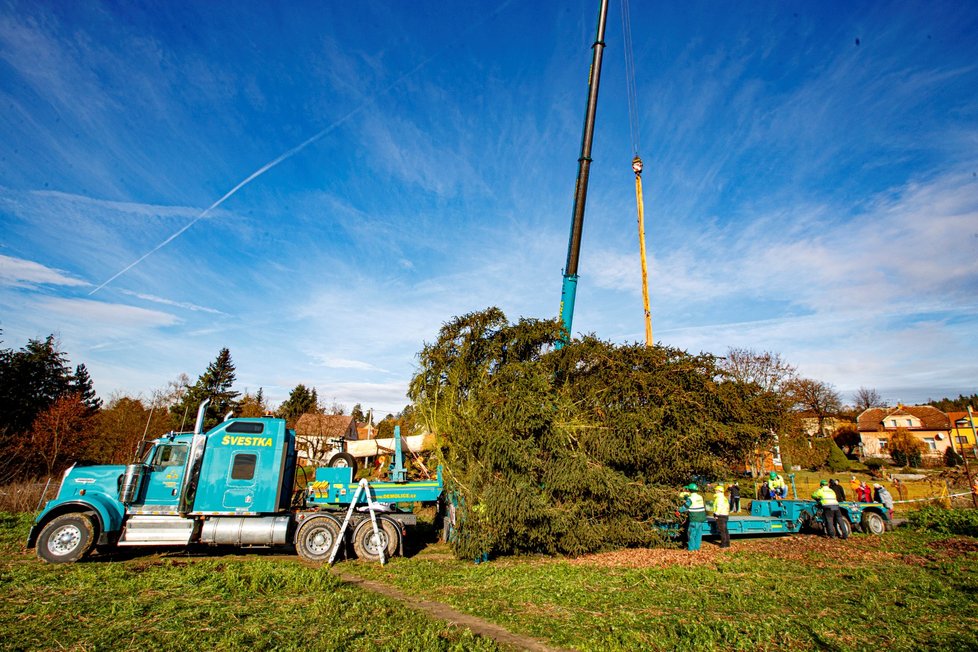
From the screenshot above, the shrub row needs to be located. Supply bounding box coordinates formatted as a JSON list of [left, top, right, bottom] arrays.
[[908, 506, 978, 537]]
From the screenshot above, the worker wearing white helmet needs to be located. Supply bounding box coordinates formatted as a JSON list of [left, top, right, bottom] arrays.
[[679, 483, 707, 551]]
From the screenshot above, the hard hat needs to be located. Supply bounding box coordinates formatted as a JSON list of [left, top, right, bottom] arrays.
[[820, 479, 829, 486], [685, 483, 698, 491], [714, 485, 725, 492], [873, 483, 882, 488], [769, 471, 777, 479]]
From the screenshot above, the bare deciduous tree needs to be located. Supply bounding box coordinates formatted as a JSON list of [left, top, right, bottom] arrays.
[[853, 387, 886, 413], [789, 378, 842, 438], [721, 348, 797, 393]]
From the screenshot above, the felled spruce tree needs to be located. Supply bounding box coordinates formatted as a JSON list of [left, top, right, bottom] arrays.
[[410, 308, 781, 559]]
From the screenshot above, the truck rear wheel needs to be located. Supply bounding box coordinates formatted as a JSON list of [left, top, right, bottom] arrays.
[[295, 516, 342, 563], [352, 517, 398, 561], [861, 511, 886, 535], [36, 513, 96, 564]]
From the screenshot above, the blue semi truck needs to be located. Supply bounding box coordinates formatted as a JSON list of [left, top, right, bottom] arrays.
[[28, 402, 442, 564]]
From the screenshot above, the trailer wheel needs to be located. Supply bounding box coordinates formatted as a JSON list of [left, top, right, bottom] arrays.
[[352, 517, 398, 562], [836, 517, 852, 539], [861, 511, 886, 535], [295, 516, 342, 563], [36, 513, 96, 564], [327, 453, 358, 475]]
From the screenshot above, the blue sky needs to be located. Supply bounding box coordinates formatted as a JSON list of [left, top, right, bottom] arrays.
[[1, 1, 976, 416]]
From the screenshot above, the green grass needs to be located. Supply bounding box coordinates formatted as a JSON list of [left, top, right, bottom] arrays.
[[4, 512, 978, 651], [0, 513, 498, 651], [348, 532, 978, 651]]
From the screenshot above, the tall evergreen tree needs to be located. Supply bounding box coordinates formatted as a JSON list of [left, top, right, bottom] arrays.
[[0, 335, 73, 438], [277, 384, 318, 426], [238, 388, 269, 417], [71, 363, 103, 413], [169, 348, 240, 431], [351, 403, 366, 424], [410, 308, 784, 559]]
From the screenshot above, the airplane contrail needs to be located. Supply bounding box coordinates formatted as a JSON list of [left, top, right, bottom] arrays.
[[89, 0, 517, 295], [89, 115, 353, 295]]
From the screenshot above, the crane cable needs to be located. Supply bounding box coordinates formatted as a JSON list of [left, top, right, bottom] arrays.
[[620, 0, 640, 157], [620, 0, 653, 346]]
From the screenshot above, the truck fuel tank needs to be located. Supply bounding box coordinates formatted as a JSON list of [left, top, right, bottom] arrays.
[[200, 515, 291, 546]]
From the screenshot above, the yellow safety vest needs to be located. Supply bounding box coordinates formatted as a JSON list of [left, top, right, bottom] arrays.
[[812, 486, 838, 506], [713, 493, 729, 516]]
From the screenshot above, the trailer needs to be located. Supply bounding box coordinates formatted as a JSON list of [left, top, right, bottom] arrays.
[[704, 498, 892, 540], [27, 401, 442, 564]]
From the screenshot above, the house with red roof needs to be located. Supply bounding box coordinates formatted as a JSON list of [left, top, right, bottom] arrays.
[[857, 405, 951, 459]]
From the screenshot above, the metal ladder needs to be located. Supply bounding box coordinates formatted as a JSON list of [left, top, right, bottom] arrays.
[[328, 478, 387, 566]]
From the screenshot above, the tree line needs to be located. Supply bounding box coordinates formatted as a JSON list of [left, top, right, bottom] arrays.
[[0, 334, 398, 483]]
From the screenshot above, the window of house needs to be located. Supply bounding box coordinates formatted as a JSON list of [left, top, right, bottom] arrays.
[[957, 436, 969, 444], [923, 438, 936, 451], [889, 420, 897, 427], [879, 440, 888, 451], [906, 419, 913, 427], [230, 453, 258, 480]]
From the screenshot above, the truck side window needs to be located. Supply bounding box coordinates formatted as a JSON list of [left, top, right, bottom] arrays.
[[231, 453, 258, 480], [153, 444, 188, 468], [227, 422, 264, 434]]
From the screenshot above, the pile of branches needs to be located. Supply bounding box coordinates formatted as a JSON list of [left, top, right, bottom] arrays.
[[410, 308, 784, 559]]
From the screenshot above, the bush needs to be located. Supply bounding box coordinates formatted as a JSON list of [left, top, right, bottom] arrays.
[[826, 439, 850, 472], [908, 506, 978, 537], [944, 447, 964, 468], [890, 428, 925, 467], [863, 458, 885, 472]]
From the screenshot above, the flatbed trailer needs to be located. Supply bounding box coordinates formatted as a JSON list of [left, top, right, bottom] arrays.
[[704, 498, 892, 539]]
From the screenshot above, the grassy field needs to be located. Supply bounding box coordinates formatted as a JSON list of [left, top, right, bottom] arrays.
[[0, 513, 498, 651], [3, 512, 977, 651]]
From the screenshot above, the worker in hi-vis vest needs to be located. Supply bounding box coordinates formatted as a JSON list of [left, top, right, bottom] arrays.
[[712, 484, 730, 549], [812, 479, 847, 539], [768, 471, 787, 499], [679, 483, 707, 551]]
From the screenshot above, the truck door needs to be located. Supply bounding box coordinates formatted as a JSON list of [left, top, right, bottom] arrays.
[[139, 442, 188, 510], [223, 451, 258, 510]]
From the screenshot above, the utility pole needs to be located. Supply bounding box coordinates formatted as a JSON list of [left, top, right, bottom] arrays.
[[558, 0, 610, 347], [964, 406, 978, 508]]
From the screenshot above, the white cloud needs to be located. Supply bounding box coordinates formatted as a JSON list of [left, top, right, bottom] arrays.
[[119, 290, 225, 315], [311, 355, 383, 372], [0, 254, 89, 288], [34, 297, 179, 328]]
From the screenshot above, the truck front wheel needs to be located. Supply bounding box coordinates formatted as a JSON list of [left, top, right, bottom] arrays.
[[36, 513, 96, 563], [295, 516, 342, 563]]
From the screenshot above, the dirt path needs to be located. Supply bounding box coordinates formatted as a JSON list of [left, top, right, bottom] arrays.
[[333, 569, 571, 652]]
